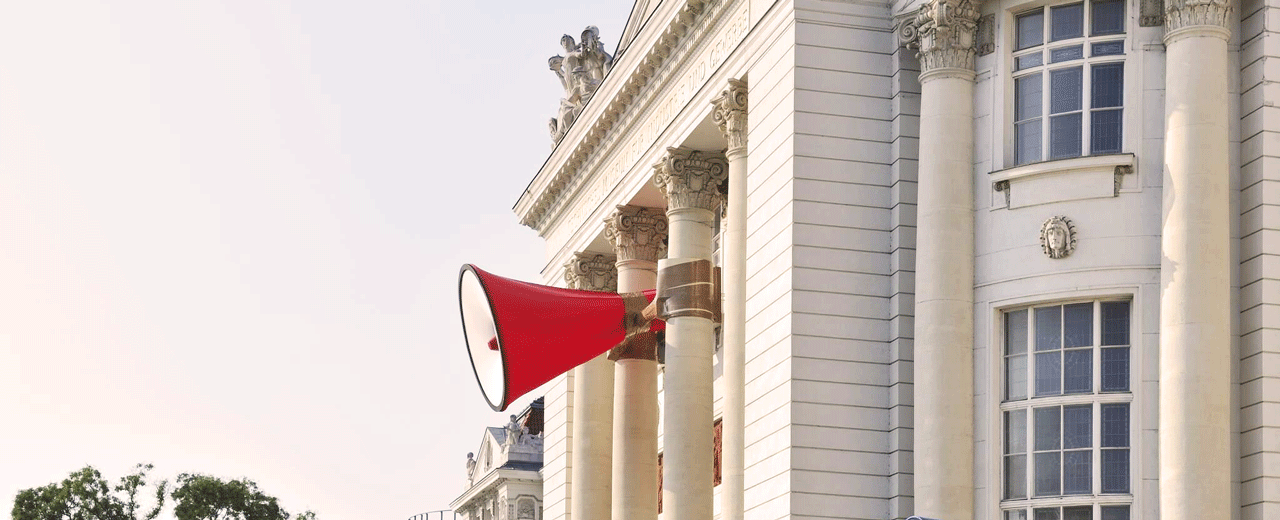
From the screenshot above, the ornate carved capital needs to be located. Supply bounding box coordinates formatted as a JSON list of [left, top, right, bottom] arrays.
[[605, 205, 668, 263], [652, 147, 728, 212], [897, 0, 981, 77], [564, 252, 618, 292], [1165, 0, 1231, 36], [712, 79, 748, 156]]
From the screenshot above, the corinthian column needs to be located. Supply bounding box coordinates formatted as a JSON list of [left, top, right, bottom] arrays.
[[1160, 2, 1233, 519], [564, 252, 618, 520], [711, 79, 747, 520], [653, 147, 727, 520], [604, 205, 667, 520], [899, 1, 979, 518]]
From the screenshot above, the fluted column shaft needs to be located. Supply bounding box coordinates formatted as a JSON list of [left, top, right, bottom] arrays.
[[1160, 2, 1233, 518], [712, 79, 747, 520], [605, 206, 668, 520], [900, 1, 979, 518], [654, 148, 727, 520], [565, 253, 618, 520]]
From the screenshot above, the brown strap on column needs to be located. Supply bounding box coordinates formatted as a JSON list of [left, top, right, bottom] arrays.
[[655, 259, 721, 322], [610, 291, 658, 361]]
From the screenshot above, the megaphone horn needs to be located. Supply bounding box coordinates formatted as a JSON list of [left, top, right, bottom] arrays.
[[458, 264, 663, 411]]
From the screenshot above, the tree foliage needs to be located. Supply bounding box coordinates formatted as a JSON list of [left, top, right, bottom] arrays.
[[11, 465, 315, 520]]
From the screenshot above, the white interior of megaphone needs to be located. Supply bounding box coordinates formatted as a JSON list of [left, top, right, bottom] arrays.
[[460, 268, 506, 411]]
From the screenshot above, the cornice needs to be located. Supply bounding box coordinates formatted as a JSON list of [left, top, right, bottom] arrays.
[[514, 0, 738, 233]]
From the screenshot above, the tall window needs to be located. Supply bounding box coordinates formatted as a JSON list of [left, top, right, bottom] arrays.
[[1002, 300, 1133, 520], [1013, 0, 1126, 165]]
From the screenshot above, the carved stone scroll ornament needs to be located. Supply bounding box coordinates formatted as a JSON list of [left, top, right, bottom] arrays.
[[897, 0, 981, 75], [1040, 215, 1078, 259], [1165, 0, 1232, 33], [549, 26, 616, 145], [976, 14, 995, 56], [564, 252, 619, 292], [604, 205, 669, 263], [652, 147, 729, 212], [712, 79, 748, 156], [1139, 0, 1164, 26]]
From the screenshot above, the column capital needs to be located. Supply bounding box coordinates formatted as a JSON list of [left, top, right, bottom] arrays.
[[897, 0, 980, 80], [605, 205, 668, 263], [712, 79, 748, 158], [1165, 0, 1231, 39], [652, 147, 729, 213], [564, 252, 618, 292]]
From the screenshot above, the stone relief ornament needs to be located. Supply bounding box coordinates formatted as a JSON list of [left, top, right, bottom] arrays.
[[549, 26, 616, 145], [517, 499, 536, 520], [564, 252, 619, 292], [652, 147, 729, 212], [605, 205, 669, 263], [1165, 0, 1231, 32], [896, 0, 981, 74], [1040, 216, 1078, 259], [712, 79, 748, 155]]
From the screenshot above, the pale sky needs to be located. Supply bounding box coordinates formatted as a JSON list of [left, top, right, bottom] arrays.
[[0, 2, 630, 519]]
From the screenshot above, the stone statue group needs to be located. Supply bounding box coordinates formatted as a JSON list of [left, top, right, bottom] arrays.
[[549, 26, 614, 145]]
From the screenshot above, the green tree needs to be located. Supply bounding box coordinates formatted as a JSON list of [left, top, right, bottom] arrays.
[[169, 474, 287, 520], [11, 464, 165, 520]]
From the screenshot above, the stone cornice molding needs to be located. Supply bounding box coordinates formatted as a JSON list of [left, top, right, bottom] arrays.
[[653, 147, 728, 212], [897, 0, 980, 79], [514, 0, 742, 232], [564, 252, 619, 292], [712, 79, 748, 157], [605, 205, 669, 263], [1165, 0, 1232, 39]]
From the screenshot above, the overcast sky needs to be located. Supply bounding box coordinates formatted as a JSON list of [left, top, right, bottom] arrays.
[[0, 2, 632, 518]]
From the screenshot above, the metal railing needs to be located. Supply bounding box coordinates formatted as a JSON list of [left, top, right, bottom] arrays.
[[406, 510, 457, 520]]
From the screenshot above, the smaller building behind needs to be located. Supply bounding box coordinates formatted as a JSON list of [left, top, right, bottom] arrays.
[[451, 398, 544, 520]]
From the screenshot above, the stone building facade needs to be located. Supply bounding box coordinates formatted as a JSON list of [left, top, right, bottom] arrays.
[[489, 0, 1279, 519]]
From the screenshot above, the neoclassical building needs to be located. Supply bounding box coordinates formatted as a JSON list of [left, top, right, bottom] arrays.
[[475, 0, 1278, 518]]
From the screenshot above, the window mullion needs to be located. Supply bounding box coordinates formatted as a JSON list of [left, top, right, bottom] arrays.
[[1094, 301, 1102, 393], [1093, 402, 1103, 500], [1082, 61, 1093, 155]]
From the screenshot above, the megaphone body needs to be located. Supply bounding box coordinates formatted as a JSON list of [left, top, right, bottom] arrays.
[[459, 264, 663, 411]]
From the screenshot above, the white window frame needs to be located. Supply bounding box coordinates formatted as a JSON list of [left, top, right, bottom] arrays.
[[985, 288, 1147, 520]]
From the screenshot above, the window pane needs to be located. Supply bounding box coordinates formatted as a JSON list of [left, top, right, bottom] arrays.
[[1093, 40, 1125, 56], [1035, 306, 1062, 351], [1093, 63, 1124, 108], [1007, 409, 1028, 453], [1101, 505, 1130, 520], [1007, 510, 1029, 520], [1092, 0, 1126, 35], [1016, 75, 1044, 122], [1051, 67, 1084, 113], [1018, 11, 1045, 49], [1034, 509, 1059, 520], [1064, 349, 1092, 393], [1091, 109, 1124, 154], [1102, 448, 1130, 493], [1064, 506, 1092, 520], [1063, 450, 1092, 494], [1064, 303, 1093, 347], [1101, 301, 1130, 345], [1006, 454, 1028, 499], [1017, 52, 1045, 70], [1050, 113, 1083, 159], [1050, 45, 1084, 63], [1063, 404, 1092, 449], [1036, 352, 1063, 396], [1051, 3, 1084, 41], [1101, 403, 1130, 447], [1007, 309, 1029, 354], [1017, 121, 1043, 165], [1009, 355, 1030, 400], [1035, 406, 1061, 450], [1034, 452, 1062, 496], [1101, 347, 1130, 391]]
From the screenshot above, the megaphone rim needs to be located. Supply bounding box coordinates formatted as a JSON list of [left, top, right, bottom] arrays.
[[458, 264, 509, 412]]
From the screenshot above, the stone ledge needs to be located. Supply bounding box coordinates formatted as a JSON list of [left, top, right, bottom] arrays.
[[988, 153, 1137, 210]]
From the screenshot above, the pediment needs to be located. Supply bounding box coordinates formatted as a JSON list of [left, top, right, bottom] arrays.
[[615, 0, 662, 60]]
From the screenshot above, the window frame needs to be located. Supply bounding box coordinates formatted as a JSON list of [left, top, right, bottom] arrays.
[[1005, 0, 1131, 168], [992, 294, 1141, 520]]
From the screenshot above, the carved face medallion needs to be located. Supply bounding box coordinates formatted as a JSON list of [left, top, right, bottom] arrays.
[[1040, 216, 1077, 259]]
